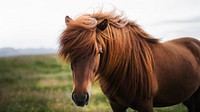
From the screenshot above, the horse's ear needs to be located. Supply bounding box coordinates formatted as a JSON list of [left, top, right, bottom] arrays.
[[97, 19, 108, 31], [65, 16, 72, 25]]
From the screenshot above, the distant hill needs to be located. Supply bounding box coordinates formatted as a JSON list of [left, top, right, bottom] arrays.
[[0, 47, 57, 57]]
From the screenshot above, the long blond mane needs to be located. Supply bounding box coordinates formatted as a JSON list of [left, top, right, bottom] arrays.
[[59, 10, 159, 102]]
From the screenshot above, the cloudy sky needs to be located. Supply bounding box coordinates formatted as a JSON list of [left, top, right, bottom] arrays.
[[0, 0, 199, 49]]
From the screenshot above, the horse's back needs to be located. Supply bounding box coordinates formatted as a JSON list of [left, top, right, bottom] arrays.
[[152, 37, 200, 107], [167, 37, 200, 77], [169, 37, 200, 65], [163, 37, 200, 73]]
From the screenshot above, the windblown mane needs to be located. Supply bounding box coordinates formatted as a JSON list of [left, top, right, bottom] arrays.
[[59, 10, 159, 103]]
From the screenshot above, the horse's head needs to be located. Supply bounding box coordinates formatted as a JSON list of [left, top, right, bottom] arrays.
[[70, 51, 101, 106], [61, 16, 108, 107]]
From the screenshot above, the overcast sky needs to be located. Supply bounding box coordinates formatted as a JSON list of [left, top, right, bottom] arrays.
[[0, 0, 199, 49]]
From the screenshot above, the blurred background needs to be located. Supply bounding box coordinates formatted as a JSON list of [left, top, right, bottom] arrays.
[[0, 0, 199, 111]]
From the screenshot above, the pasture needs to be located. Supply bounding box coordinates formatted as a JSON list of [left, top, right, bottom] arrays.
[[0, 55, 187, 112]]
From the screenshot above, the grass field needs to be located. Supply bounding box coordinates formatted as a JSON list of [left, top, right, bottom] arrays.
[[0, 55, 187, 112]]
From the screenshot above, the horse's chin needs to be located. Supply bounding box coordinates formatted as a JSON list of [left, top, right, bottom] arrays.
[[75, 101, 89, 107]]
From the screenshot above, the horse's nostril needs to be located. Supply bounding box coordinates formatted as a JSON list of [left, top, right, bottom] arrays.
[[84, 93, 89, 103], [72, 92, 75, 102]]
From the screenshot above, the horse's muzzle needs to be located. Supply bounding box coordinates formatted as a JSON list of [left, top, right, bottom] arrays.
[[72, 92, 89, 107]]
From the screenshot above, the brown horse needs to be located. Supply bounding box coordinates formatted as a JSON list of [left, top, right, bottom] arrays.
[[59, 11, 200, 112]]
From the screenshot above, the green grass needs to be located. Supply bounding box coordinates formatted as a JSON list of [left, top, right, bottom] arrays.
[[0, 55, 187, 112]]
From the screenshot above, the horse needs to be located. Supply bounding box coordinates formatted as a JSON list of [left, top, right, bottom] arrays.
[[58, 10, 200, 112]]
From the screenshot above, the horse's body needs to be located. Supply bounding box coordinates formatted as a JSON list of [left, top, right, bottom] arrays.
[[59, 11, 200, 112], [101, 38, 200, 111]]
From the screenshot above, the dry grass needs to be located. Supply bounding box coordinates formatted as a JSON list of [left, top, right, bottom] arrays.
[[0, 55, 187, 112]]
